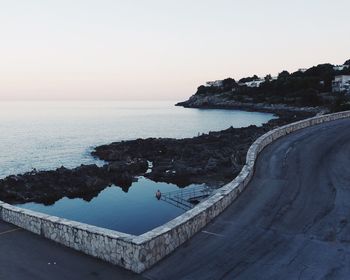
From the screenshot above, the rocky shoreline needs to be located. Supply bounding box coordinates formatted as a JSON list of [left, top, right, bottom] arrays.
[[92, 110, 314, 186], [0, 159, 148, 205], [0, 106, 316, 205], [176, 93, 325, 115]]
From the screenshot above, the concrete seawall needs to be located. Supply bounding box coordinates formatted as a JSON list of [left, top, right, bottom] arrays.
[[1, 110, 350, 273]]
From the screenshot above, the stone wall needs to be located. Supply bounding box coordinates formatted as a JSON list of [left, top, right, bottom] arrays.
[[1, 111, 350, 273]]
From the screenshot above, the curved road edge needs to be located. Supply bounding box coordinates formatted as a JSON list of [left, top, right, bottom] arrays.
[[1, 110, 350, 274], [145, 115, 350, 279]]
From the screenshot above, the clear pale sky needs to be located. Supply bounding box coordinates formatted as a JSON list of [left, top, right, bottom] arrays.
[[1, 0, 349, 101]]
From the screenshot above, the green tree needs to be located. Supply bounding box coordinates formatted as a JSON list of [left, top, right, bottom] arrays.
[[196, 85, 208, 95], [239, 75, 259, 83], [278, 71, 290, 79], [264, 74, 272, 82], [222, 78, 237, 90]]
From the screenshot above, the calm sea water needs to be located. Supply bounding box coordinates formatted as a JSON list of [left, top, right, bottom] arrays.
[[0, 101, 275, 234]]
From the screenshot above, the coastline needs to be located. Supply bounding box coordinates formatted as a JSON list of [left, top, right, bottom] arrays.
[[2, 110, 349, 274], [0, 101, 317, 205], [176, 93, 326, 115]]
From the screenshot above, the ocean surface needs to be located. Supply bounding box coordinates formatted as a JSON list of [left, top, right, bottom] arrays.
[[0, 101, 275, 234]]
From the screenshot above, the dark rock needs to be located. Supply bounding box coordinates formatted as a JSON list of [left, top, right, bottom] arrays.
[[0, 105, 316, 206], [0, 160, 148, 204], [93, 110, 314, 189]]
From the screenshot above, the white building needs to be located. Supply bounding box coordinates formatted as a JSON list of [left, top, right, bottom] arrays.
[[332, 75, 350, 94], [333, 65, 350, 71], [206, 80, 223, 87], [298, 68, 307, 73], [243, 79, 265, 88]]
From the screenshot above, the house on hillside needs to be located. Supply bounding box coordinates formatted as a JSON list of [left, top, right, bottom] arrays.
[[206, 80, 223, 87], [332, 75, 350, 94], [243, 79, 265, 88], [237, 78, 265, 88], [333, 65, 350, 71]]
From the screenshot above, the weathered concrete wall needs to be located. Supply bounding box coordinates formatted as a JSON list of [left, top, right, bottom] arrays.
[[1, 111, 350, 273]]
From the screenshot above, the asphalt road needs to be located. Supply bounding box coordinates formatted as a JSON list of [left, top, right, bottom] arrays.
[[0, 220, 140, 280], [1, 118, 350, 279], [145, 118, 350, 280]]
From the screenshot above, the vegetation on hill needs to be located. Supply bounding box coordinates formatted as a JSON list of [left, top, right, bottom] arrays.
[[194, 61, 350, 112]]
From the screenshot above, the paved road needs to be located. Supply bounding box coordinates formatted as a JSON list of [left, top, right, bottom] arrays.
[[0, 221, 141, 280], [1, 119, 350, 279], [145, 118, 350, 280]]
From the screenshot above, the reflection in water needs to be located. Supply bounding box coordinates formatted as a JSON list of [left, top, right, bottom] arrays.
[[18, 177, 204, 235], [2, 101, 275, 234]]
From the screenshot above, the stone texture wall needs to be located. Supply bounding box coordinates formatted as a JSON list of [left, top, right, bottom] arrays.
[[1, 111, 350, 273]]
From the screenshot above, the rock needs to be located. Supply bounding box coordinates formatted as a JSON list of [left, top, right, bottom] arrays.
[[0, 107, 315, 205], [0, 160, 147, 204], [205, 157, 219, 172], [176, 93, 323, 114]]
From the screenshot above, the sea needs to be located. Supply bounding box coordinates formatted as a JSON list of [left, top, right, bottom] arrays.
[[0, 101, 275, 234]]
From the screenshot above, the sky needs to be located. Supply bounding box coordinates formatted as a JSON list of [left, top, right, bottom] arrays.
[[0, 0, 349, 101]]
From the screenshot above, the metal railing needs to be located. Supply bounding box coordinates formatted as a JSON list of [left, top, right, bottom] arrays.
[[160, 185, 213, 210]]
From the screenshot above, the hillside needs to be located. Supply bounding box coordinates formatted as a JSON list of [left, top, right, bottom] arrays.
[[177, 60, 350, 113]]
